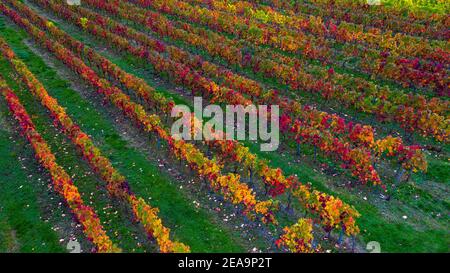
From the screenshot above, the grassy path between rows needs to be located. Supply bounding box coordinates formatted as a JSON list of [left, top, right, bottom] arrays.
[[0, 104, 65, 252]]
